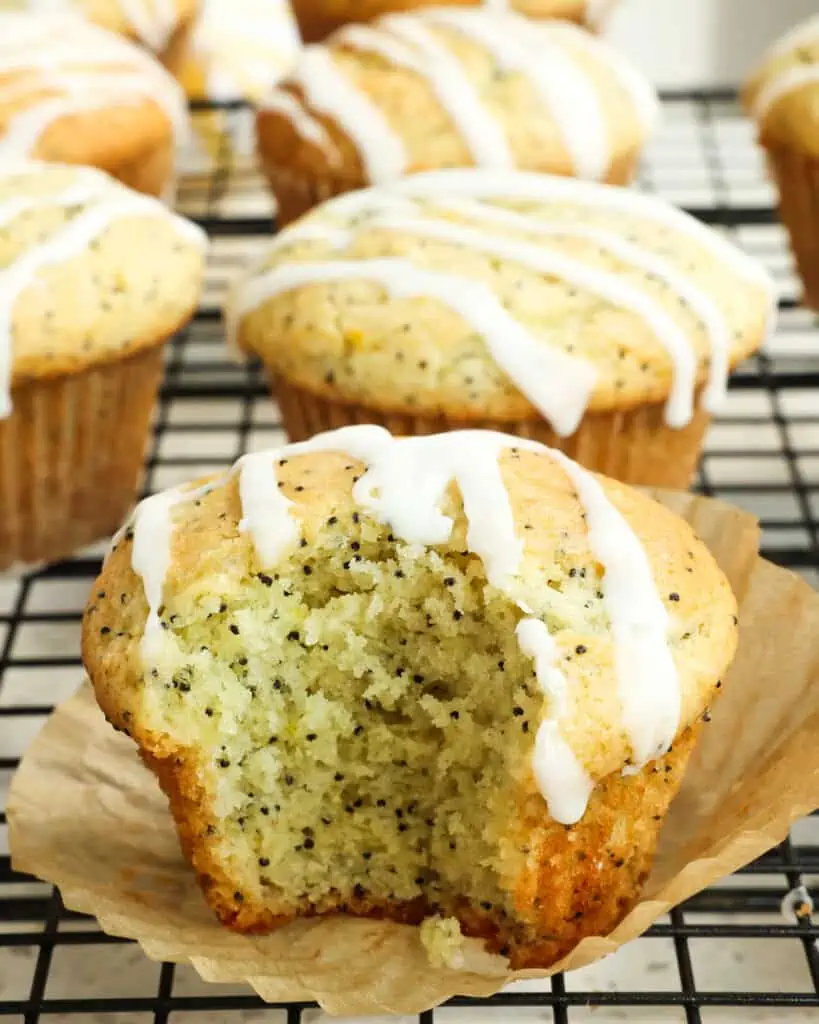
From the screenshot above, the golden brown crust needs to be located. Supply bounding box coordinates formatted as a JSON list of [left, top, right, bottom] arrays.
[[291, 0, 595, 43]]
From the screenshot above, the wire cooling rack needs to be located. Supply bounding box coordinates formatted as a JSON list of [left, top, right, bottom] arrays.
[[0, 91, 817, 1024]]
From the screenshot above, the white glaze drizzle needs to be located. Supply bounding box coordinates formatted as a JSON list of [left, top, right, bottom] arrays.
[[752, 64, 819, 121], [426, 196, 731, 411], [232, 256, 596, 437], [290, 46, 407, 183], [125, 424, 679, 825], [0, 163, 206, 419], [259, 90, 340, 164], [118, 0, 178, 52], [340, 17, 513, 168], [0, 13, 189, 157], [275, 6, 655, 183], [424, 8, 608, 179], [517, 617, 594, 825], [542, 19, 659, 133], [354, 210, 698, 426], [375, 169, 774, 299]]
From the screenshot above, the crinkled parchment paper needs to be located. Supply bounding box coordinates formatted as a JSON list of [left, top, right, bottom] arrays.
[[9, 491, 819, 1015]]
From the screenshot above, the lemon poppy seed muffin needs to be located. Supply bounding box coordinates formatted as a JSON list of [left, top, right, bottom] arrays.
[[228, 169, 774, 489], [744, 16, 819, 310], [0, 13, 189, 198], [2, 0, 201, 74], [290, 0, 619, 44], [83, 425, 737, 969], [0, 160, 206, 570], [256, 8, 656, 225]]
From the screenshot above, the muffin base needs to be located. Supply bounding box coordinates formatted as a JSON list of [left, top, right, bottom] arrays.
[[765, 144, 819, 312], [0, 347, 164, 571], [272, 377, 709, 489], [261, 151, 642, 228], [151, 709, 696, 971]]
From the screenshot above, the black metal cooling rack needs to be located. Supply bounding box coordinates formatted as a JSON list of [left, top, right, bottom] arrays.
[[0, 90, 817, 1023]]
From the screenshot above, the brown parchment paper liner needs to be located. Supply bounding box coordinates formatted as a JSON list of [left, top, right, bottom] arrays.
[[9, 491, 819, 1015]]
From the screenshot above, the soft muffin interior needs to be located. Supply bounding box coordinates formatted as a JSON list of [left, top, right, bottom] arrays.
[[145, 514, 543, 924]]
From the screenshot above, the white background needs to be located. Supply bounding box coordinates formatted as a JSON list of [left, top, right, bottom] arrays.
[[603, 0, 818, 88]]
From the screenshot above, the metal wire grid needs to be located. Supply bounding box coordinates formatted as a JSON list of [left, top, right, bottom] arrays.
[[0, 90, 816, 1023]]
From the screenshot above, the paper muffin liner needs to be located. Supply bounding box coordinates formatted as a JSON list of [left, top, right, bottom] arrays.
[[11, 490, 819, 1014], [261, 152, 643, 228], [763, 143, 819, 312], [273, 376, 710, 489], [0, 347, 164, 573]]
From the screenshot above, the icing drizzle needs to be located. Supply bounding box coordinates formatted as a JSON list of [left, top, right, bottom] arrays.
[[268, 7, 656, 183], [0, 162, 206, 419], [229, 169, 775, 433], [751, 15, 819, 120], [123, 424, 681, 826], [0, 13, 189, 159]]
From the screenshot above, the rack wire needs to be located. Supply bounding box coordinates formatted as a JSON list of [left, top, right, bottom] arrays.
[[0, 90, 817, 1023]]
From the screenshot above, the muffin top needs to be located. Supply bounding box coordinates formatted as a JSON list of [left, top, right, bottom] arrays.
[[84, 425, 737, 826], [290, 0, 620, 42], [744, 15, 819, 153], [228, 169, 775, 434], [2, 0, 200, 54], [0, 12, 189, 165], [257, 7, 657, 186], [0, 160, 206, 415], [179, 0, 301, 101]]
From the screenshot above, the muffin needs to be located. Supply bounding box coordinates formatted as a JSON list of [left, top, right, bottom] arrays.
[[0, 12, 190, 198], [82, 424, 738, 969], [257, 8, 657, 225], [178, 0, 301, 102], [744, 16, 819, 310], [0, 160, 206, 571], [5, 0, 201, 74], [291, 0, 620, 43], [227, 169, 774, 489]]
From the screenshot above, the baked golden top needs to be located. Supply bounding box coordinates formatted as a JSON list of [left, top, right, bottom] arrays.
[[744, 16, 819, 153], [0, 0, 200, 52], [290, 0, 617, 41], [0, 161, 206, 401], [84, 426, 737, 820], [228, 170, 773, 433], [258, 8, 656, 186], [0, 12, 188, 167]]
